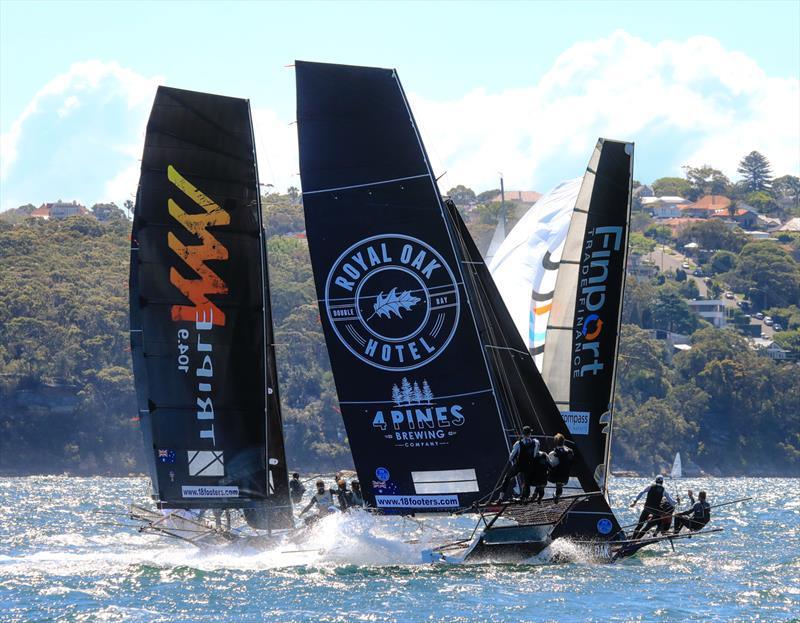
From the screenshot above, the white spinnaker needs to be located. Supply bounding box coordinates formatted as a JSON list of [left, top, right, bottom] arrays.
[[488, 178, 581, 370]]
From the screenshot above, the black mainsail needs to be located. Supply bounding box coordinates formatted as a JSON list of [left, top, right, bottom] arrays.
[[129, 86, 292, 528], [296, 60, 616, 536]]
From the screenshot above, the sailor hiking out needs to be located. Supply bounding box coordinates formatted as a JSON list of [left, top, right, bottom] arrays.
[[335, 479, 353, 511], [630, 476, 678, 539], [289, 473, 306, 504], [674, 490, 711, 534], [495, 426, 540, 503], [299, 480, 337, 524], [547, 433, 574, 501], [350, 480, 365, 508]]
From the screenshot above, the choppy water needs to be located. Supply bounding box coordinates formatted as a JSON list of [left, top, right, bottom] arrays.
[[1, 477, 797, 622]]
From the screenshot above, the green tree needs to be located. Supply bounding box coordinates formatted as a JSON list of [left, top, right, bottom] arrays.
[[682, 165, 731, 201], [617, 324, 670, 401], [729, 241, 800, 308], [676, 219, 745, 253], [644, 223, 673, 243], [772, 330, 800, 357], [737, 151, 773, 192], [629, 231, 656, 255], [651, 177, 691, 198], [745, 190, 777, 215], [476, 189, 500, 203], [446, 185, 476, 205], [622, 275, 656, 328], [772, 175, 800, 209], [709, 250, 737, 274], [651, 290, 700, 333]]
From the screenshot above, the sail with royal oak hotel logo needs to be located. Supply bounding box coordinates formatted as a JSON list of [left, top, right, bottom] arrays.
[[296, 61, 607, 516]]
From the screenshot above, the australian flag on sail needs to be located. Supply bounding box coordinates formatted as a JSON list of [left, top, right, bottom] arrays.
[[158, 449, 176, 464]]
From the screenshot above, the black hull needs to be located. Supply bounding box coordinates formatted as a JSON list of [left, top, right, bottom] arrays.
[[465, 524, 552, 563]]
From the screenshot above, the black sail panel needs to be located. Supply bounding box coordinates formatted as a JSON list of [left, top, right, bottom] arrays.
[[543, 139, 633, 492], [297, 61, 512, 512], [130, 86, 291, 520]]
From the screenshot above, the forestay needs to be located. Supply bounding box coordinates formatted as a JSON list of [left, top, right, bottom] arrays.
[[129, 86, 291, 526]]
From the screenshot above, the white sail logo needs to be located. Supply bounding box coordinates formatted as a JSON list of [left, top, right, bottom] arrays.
[[324, 234, 460, 371], [372, 378, 466, 448]]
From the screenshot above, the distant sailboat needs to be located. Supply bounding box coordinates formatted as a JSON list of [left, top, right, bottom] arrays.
[[671, 452, 683, 479]]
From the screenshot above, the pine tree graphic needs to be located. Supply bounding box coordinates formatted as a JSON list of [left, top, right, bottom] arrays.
[[412, 381, 422, 404], [421, 380, 434, 404], [400, 377, 413, 405], [391, 384, 402, 406]]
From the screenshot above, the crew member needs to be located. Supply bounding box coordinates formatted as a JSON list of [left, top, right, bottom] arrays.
[[547, 433, 574, 501], [495, 426, 540, 503], [335, 478, 353, 511], [289, 472, 306, 504], [350, 480, 364, 507], [673, 490, 711, 534], [630, 476, 677, 539], [527, 449, 550, 503], [299, 480, 336, 524], [655, 495, 676, 535]]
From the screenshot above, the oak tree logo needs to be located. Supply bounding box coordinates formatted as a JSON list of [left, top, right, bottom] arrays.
[[324, 234, 460, 371]]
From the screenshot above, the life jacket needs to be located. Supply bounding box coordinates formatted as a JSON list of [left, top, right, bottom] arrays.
[[693, 501, 711, 526], [527, 451, 550, 486], [548, 446, 573, 483], [337, 489, 353, 510], [313, 490, 335, 513], [515, 438, 539, 469], [644, 484, 664, 511], [350, 490, 364, 507]]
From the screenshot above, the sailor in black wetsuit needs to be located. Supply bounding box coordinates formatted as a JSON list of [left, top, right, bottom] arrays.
[[289, 472, 306, 504], [630, 476, 677, 539], [527, 449, 550, 503], [547, 433, 574, 501], [655, 496, 676, 535], [335, 478, 353, 511], [674, 490, 711, 534], [495, 426, 539, 503]]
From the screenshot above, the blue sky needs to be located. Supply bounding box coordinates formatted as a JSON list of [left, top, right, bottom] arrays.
[[1, 0, 798, 211]]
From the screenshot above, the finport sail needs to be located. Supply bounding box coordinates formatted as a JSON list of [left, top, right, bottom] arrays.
[[129, 86, 291, 526], [541, 139, 633, 493]]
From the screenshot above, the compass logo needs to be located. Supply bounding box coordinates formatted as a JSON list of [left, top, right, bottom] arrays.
[[324, 234, 460, 371]]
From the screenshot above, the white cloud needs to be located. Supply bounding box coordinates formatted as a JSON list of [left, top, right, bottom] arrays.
[[57, 95, 80, 118], [0, 60, 160, 211], [3, 33, 797, 211], [410, 31, 799, 192]]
